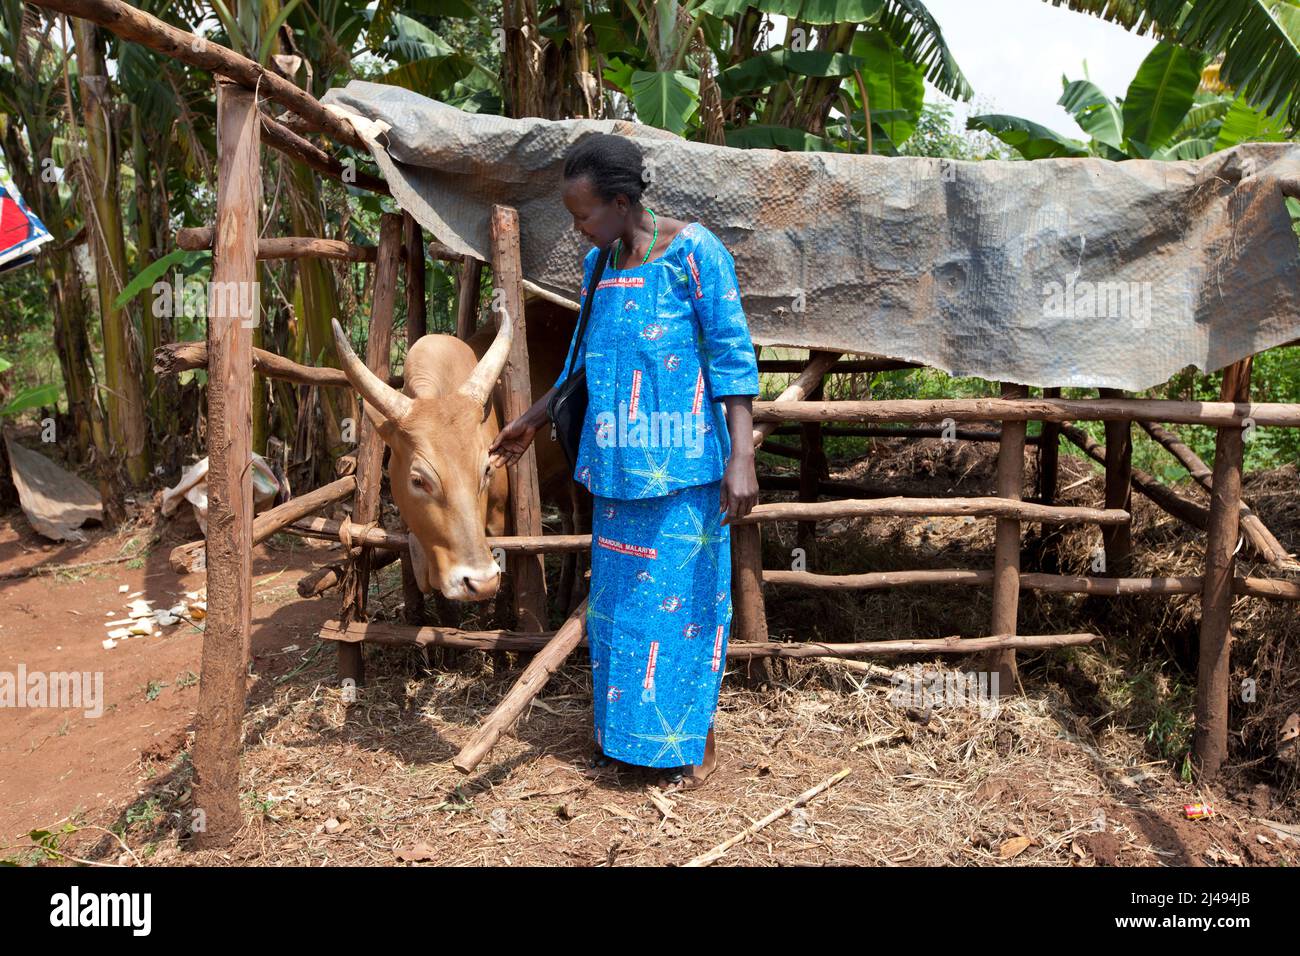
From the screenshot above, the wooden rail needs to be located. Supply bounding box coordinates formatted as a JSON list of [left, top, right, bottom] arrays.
[[752, 397, 1300, 427]]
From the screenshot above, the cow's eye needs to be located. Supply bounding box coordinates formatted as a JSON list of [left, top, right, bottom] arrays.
[[410, 474, 425, 493]]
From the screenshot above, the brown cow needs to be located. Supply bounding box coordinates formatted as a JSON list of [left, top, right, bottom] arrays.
[[330, 297, 589, 607]]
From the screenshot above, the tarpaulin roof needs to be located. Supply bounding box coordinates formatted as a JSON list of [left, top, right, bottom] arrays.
[[321, 81, 1300, 391]]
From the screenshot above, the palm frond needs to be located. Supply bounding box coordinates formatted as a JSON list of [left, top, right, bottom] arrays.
[[1047, 0, 1300, 126], [876, 0, 973, 100]]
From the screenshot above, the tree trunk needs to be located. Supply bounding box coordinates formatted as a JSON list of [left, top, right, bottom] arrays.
[[74, 18, 151, 486], [284, 146, 351, 483]]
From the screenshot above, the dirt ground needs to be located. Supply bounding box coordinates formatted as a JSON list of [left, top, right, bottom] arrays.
[[2, 435, 1298, 867]]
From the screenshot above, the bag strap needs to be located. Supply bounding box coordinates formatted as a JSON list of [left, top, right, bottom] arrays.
[[565, 244, 613, 378]]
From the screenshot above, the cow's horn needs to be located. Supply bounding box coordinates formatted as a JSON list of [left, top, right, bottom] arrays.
[[458, 304, 514, 407], [331, 318, 412, 421]]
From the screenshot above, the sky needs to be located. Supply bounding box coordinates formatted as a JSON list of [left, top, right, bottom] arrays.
[[919, 0, 1159, 138]]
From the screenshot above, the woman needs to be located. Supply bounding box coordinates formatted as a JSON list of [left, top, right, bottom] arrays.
[[488, 132, 760, 791]]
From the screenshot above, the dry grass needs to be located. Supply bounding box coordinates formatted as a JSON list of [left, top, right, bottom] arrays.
[[35, 436, 1300, 867]]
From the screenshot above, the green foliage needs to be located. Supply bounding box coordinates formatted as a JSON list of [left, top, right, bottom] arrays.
[[0, 381, 60, 417], [850, 29, 925, 145], [971, 41, 1292, 161], [1121, 42, 1206, 155], [112, 249, 209, 311], [898, 101, 1013, 160], [966, 114, 1090, 159], [628, 68, 700, 135], [1048, 0, 1300, 129], [601, 0, 970, 151]]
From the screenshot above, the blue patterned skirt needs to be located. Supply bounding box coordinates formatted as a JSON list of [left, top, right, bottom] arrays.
[[586, 479, 733, 768]]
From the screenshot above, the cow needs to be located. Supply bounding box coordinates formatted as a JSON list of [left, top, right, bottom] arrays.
[[329, 297, 590, 610]]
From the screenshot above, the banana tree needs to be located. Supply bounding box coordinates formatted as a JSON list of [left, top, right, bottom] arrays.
[[73, 17, 154, 488], [601, 0, 972, 149], [969, 41, 1293, 161], [1047, 0, 1300, 130], [0, 3, 108, 467]]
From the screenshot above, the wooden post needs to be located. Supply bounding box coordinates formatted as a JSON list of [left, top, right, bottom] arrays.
[[401, 213, 427, 625], [403, 212, 427, 345], [453, 599, 589, 774], [1099, 387, 1133, 577], [191, 79, 259, 848], [337, 212, 403, 686], [456, 256, 483, 341], [1140, 420, 1294, 565], [1037, 387, 1061, 505], [985, 382, 1027, 691], [1193, 358, 1252, 779], [489, 205, 547, 634], [730, 522, 768, 681], [797, 352, 830, 564]]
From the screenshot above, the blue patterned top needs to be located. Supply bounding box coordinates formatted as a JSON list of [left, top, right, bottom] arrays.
[[552, 222, 760, 500]]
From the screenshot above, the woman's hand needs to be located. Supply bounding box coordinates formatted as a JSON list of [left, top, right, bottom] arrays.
[[720, 448, 758, 525], [488, 388, 555, 469], [488, 415, 537, 469], [719, 395, 758, 524]]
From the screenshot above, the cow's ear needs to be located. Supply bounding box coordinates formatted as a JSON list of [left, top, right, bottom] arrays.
[[407, 534, 435, 595]]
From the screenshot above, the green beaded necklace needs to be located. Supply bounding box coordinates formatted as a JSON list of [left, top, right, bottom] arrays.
[[612, 207, 657, 268]]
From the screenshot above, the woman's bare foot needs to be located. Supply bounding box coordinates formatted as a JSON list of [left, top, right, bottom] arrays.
[[655, 728, 717, 791]]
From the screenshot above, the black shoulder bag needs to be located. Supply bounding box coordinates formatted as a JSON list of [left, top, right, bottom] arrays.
[[547, 245, 612, 471]]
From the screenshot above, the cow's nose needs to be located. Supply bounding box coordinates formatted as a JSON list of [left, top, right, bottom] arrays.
[[462, 568, 500, 597]]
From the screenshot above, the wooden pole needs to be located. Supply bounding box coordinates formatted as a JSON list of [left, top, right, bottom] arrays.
[[1140, 420, 1294, 565], [403, 212, 427, 345], [1037, 387, 1061, 504], [752, 397, 1300, 428], [490, 206, 548, 634], [400, 213, 428, 625], [191, 79, 259, 849], [336, 212, 403, 687], [731, 495, 1128, 525], [177, 226, 377, 261], [1098, 388, 1133, 576], [258, 112, 388, 195], [154, 340, 402, 389], [169, 476, 356, 572], [797, 354, 831, 562], [751, 351, 843, 446], [1060, 424, 1209, 531], [985, 383, 1026, 690], [298, 548, 401, 598], [456, 257, 483, 340], [285, 517, 591, 553], [731, 522, 768, 658], [762, 567, 1300, 600], [758, 358, 919, 373], [452, 599, 589, 774], [1193, 358, 1252, 780], [773, 425, 1043, 444], [321, 618, 1102, 659]]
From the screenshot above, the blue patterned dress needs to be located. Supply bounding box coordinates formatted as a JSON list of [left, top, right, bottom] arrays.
[[552, 222, 760, 767]]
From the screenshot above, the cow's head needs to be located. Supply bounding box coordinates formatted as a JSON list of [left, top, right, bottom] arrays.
[[331, 317, 510, 601]]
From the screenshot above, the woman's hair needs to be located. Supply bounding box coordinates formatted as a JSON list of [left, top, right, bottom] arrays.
[[562, 133, 644, 204]]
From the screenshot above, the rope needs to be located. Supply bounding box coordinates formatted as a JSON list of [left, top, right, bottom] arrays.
[[338, 516, 378, 551]]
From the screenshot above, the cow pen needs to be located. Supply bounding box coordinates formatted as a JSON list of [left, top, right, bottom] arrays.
[[35, 0, 1300, 849]]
